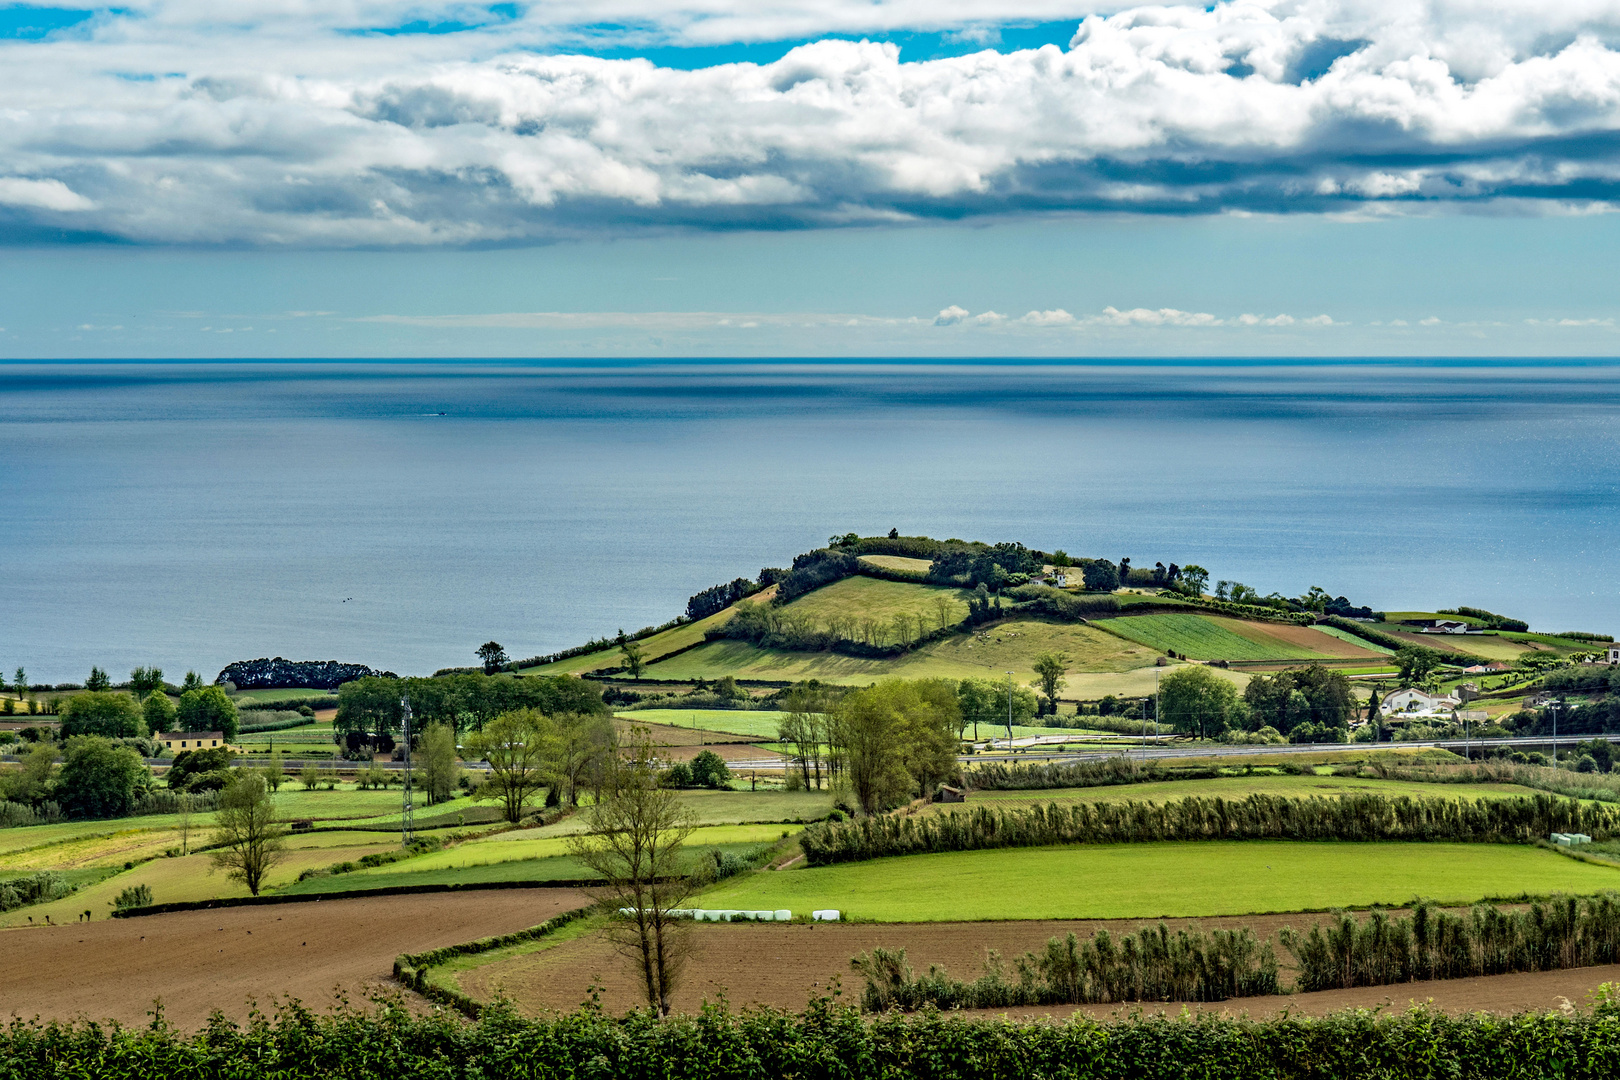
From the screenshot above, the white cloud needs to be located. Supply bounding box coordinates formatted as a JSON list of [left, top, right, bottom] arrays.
[[1021, 308, 1076, 325], [8, 3, 1620, 243], [934, 304, 971, 326], [1096, 306, 1223, 327], [0, 179, 94, 212]]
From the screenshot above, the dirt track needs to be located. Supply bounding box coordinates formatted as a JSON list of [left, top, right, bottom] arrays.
[[0, 888, 585, 1029], [460, 914, 1620, 1019]]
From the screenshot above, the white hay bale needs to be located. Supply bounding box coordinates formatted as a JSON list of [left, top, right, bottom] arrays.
[[811, 909, 840, 921], [774, 909, 792, 921]]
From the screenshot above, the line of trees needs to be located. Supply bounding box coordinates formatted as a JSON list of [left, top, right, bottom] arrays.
[[799, 792, 1620, 865], [1282, 896, 1620, 992], [854, 923, 1279, 1011], [334, 673, 604, 740]]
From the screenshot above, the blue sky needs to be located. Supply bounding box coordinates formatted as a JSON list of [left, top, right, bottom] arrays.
[[4, 1, 1620, 357]]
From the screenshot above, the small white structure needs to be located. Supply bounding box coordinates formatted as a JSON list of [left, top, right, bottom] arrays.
[[1380, 689, 1462, 717], [1421, 620, 1474, 635], [811, 909, 841, 921], [1607, 643, 1620, 665]]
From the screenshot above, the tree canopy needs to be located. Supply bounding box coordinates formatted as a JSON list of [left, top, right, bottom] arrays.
[[59, 692, 143, 739]]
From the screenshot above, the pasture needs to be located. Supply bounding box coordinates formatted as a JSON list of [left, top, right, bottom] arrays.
[[621, 709, 785, 739], [950, 772, 1552, 810], [776, 575, 970, 628], [699, 840, 1620, 921], [644, 618, 1167, 688], [1096, 613, 1368, 662], [518, 591, 772, 676], [856, 555, 932, 575]]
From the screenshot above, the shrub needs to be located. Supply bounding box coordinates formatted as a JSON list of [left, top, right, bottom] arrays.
[[113, 883, 153, 910], [0, 871, 74, 911]]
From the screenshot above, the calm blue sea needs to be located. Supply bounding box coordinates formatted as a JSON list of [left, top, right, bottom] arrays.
[[2, 360, 1617, 684]]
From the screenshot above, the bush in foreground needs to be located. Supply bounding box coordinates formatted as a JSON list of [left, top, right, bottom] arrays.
[[8, 993, 1620, 1079]]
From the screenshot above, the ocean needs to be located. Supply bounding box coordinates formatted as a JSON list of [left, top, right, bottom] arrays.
[[2, 360, 1617, 684]]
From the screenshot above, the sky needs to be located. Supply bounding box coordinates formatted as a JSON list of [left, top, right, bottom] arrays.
[[5, 0, 1620, 357]]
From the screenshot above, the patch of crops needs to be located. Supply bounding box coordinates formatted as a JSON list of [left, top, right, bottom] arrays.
[[1099, 613, 1332, 660]]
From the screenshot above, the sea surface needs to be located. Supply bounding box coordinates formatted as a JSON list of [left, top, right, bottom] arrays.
[[2, 360, 1618, 684]]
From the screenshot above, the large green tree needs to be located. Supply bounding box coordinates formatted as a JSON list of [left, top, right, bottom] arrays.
[[56, 736, 152, 818], [142, 691, 177, 734], [1031, 652, 1071, 714], [467, 708, 554, 822], [129, 667, 165, 698], [418, 722, 462, 805], [177, 685, 239, 740], [1158, 666, 1242, 738], [839, 679, 959, 813], [59, 691, 143, 739]]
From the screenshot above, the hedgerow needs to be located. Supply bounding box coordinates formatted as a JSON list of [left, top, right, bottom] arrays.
[[799, 792, 1620, 866], [854, 924, 1278, 1011], [7, 992, 1620, 1079], [1283, 895, 1620, 992]]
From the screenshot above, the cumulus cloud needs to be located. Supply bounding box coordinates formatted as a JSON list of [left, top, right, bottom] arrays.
[[934, 305, 972, 325], [9, 2, 1620, 243]]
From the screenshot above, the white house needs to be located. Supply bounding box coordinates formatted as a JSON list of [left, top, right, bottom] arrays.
[[1420, 620, 1475, 635], [1607, 643, 1620, 665], [1380, 689, 1462, 717]]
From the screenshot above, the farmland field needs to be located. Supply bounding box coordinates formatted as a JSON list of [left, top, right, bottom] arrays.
[[518, 589, 775, 676], [776, 575, 972, 626], [856, 555, 932, 575], [230, 688, 339, 704], [1311, 624, 1398, 655], [1096, 613, 1366, 661], [620, 709, 786, 739], [699, 841, 1620, 921], [644, 618, 1165, 688], [948, 773, 1551, 810]]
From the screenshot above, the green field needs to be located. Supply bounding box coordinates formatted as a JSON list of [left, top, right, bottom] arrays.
[[644, 618, 1167, 689], [230, 688, 339, 705], [777, 575, 971, 627], [622, 709, 786, 739], [699, 841, 1620, 921], [1311, 625, 1398, 655], [950, 773, 1551, 810], [519, 598, 757, 676], [1097, 614, 1341, 662], [857, 555, 932, 575]]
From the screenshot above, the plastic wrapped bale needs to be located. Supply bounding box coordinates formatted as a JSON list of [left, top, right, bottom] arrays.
[[720, 910, 742, 922], [749, 910, 773, 921], [774, 909, 792, 921], [812, 909, 840, 921]]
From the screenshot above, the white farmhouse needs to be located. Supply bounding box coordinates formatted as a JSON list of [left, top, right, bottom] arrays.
[[1607, 642, 1620, 665], [1380, 689, 1462, 717]]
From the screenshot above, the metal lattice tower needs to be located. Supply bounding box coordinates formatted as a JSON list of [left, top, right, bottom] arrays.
[[400, 696, 414, 846]]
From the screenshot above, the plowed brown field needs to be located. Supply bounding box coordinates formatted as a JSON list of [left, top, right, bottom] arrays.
[[0, 888, 586, 1029]]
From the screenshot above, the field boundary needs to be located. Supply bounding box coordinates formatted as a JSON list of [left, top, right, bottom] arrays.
[[110, 878, 597, 918], [394, 906, 592, 1017]]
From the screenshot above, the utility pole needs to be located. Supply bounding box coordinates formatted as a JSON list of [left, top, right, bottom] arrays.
[[1005, 671, 1015, 749], [400, 696, 414, 847]]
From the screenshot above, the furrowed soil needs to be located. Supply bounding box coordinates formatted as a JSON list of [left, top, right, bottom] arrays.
[[0, 888, 586, 1029], [455, 915, 1620, 1019]]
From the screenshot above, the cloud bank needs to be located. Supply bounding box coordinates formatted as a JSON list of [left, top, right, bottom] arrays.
[[8, 1, 1620, 244]]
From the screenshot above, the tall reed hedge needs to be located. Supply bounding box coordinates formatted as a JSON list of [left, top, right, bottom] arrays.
[[7, 994, 1620, 1079], [1283, 895, 1620, 992], [855, 923, 1278, 1012], [800, 792, 1620, 865]]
